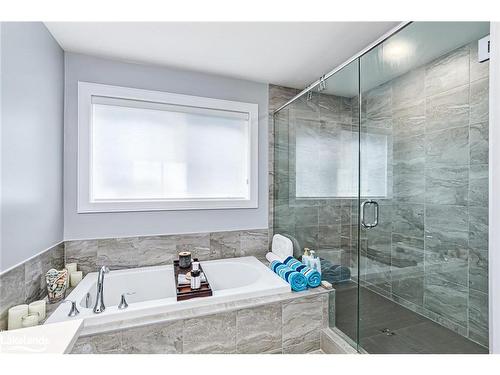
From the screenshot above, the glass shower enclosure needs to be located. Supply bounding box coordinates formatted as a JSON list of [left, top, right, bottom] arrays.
[[273, 21, 490, 354]]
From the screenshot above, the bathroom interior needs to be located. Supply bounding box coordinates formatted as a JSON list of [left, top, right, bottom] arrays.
[[0, 20, 496, 356]]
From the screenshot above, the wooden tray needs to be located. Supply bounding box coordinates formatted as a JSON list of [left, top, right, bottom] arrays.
[[174, 259, 213, 301]]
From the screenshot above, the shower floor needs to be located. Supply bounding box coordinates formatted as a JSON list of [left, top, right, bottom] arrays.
[[334, 282, 488, 354]]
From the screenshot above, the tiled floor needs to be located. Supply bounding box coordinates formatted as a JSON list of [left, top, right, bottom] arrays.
[[334, 281, 488, 354]]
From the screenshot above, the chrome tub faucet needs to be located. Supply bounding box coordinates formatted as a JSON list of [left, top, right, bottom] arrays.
[[93, 266, 109, 314]]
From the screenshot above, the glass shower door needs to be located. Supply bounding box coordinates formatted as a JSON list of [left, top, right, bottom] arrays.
[[357, 21, 490, 353], [273, 60, 360, 348]]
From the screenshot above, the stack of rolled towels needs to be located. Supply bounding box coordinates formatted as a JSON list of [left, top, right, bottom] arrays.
[[267, 252, 321, 292]]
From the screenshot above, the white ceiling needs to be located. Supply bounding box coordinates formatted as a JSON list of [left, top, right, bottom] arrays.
[[44, 22, 399, 89]]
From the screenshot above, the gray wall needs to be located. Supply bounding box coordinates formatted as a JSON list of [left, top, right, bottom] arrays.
[[0, 22, 64, 272], [64, 53, 269, 240]]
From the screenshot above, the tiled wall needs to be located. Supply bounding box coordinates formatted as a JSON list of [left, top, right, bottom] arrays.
[[272, 41, 489, 347], [71, 292, 328, 354], [272, 87, 357, 266], [0, 243, 64, 330], [65, 229, 269, 276]]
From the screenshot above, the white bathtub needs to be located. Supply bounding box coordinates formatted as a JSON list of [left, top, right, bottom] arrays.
[[45, 256, 290, 328]]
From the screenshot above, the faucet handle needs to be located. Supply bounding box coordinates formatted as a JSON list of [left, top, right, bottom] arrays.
[[63, 299, 80, 317], [118, 292, 135, 310]]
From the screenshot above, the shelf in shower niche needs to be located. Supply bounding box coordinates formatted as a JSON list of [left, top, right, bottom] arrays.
[[173, 260, 213, 301]]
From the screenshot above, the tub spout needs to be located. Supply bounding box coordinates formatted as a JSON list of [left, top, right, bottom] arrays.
[[93, 266, 109, 314]]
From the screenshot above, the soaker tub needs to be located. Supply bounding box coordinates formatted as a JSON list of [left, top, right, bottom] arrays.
[[45, 256, 290, 328]]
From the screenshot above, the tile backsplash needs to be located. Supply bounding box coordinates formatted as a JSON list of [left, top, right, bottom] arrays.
[[0, 243, 64, 330], [65, 229, 269, 275]]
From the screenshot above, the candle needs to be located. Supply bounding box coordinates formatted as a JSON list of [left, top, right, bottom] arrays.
[[28, 300, 46, 320], [21, 313, 39, 328], [65, 263, 77, 274], [8, 304, 29, 330], [70, 271, 83, 287]]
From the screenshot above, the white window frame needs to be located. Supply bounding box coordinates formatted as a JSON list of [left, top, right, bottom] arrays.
[[77, 81, 259, 213]]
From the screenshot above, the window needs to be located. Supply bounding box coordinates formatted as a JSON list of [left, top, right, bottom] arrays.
[[295, 122, 388, 198], [78, 82, 258, 212]]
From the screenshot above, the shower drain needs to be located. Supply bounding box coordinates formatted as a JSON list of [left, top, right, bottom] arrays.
[[380, 328, 396, 336]]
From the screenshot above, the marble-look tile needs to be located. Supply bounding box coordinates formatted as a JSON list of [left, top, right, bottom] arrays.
[[393, 161, 425, 203], [371, 202, 393, 233], [393, 135, 424, 165], [173, 233, 211, 261], [423, 275, 468, 326], [425, 84, 469, 132], [392, 202, 424, 238], [318, 94, 341, 123], [97, 236, 173, 269], [469, 248, 488, 294], [318, 225, 341, 249], [469, 163, 488, 207], [239, 229, 269, 259], [391, 234, 424, 270], [294, 205, 319, 227], [236, 303, 282, 353], [425, 205, 468, 235], [468, 289, 489, 347], [71, 331, 122, 354], [274, 199, 295, 229], [294, 226, 318, 251], [134, 235, 176, 263], [469, 206, 488, 250], [425, 165, 468, 206], [425, 126, 469, 167], [318, 200, 341, 225], [65, 240, 98, 275], [424, 205, 469, 285], [282, 294, 323, 351], [364, 233, 392, 296], [425, 249, 468, 287], [0, 265, 25, 328], [392, 99, 425, 140], [425, 46, 469, 97], [210, 231, 241, 259], [48, 243, 65, 271], [24, 256, 44, 302], [364, 82, 392, 127], [470, 121, 489, 165], [470, 40, 490, 83], [392, 67, 425, 109], [291, 94, 320, 121], [121, 320, 183, 354], [470, 77, 489, 125], [269, 85, 297, 113], [183, 312, 236, 354], [391, 275, 424, 307]]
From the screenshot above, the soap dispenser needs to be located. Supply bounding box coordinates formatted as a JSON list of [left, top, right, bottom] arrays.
[[302, 248, 311, 267], [190, 261, 201, 290], [309, 250, 322, 274]]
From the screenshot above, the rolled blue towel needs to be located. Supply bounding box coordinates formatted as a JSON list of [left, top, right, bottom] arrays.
[[283, 256, 322, 288], [270, 260, 308, 292]]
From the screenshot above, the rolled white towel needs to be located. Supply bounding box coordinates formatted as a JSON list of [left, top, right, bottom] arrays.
[[266, 252, 283, 264]]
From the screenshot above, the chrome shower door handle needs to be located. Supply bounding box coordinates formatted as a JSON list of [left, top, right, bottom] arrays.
[[361, 200, 379, 229], [372, 200, 379, 228]]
